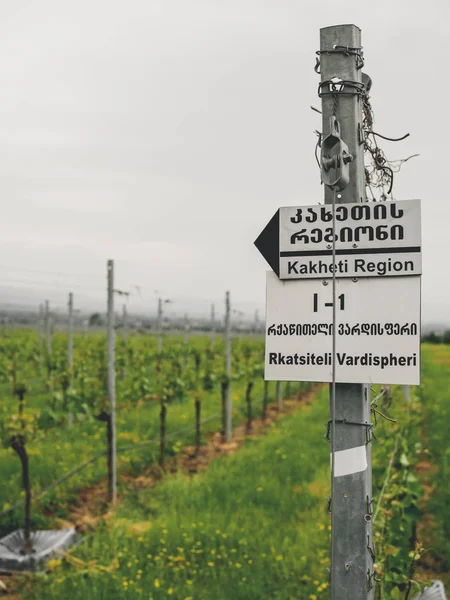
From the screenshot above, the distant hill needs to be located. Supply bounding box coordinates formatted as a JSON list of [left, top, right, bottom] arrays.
[[0, 284, 447, 333]]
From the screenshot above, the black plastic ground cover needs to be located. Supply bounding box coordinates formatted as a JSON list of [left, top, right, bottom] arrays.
[[0, 528, 77, 571]]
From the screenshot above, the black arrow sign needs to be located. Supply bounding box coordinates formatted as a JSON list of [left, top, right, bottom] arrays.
[[254, 209, 280, 277]]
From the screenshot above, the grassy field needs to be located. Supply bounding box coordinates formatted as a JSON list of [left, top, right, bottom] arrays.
[[417, 344, 450, 576], [19, 381, 433, 600], [2, 336, 449, 599], [22, 386, 332, 600], [0, 332, 305, 534]]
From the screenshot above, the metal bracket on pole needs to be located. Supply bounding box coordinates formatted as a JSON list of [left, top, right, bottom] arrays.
[[321, 116, 354, 190], [364, 495, 374, 522], [366, 535, 376, 562], [325, 418, 374, 444]]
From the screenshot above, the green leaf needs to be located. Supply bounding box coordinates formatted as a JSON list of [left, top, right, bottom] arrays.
[[390, 586, 401, 600], [399, 452, 409, 467], [384, 544, 401, 556]]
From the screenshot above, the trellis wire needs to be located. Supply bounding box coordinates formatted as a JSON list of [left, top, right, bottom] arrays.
[[0, 379, 308, 521], [0, 412, 221, 520]]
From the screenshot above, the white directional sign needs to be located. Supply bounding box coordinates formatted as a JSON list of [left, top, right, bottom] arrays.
[[255, 199, 421, 280], [264, 272, 420, 385]]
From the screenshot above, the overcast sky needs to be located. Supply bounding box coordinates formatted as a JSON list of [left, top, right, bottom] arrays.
[[0, 0, 448, 322]]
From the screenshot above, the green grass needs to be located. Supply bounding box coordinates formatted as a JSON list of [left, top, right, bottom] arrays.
[[24, 387, 332, 600], [28, 378, 430, 600], [419, 344, 450, 571], [7, 340, 450, 599]]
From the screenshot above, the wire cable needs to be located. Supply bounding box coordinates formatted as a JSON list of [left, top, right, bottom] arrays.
[[0, 412, 221, 520], [369, 131, 410, 143]]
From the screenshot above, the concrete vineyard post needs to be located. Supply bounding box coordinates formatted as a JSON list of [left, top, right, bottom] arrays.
[[67, 292, 74, 427], [122, 303, 128, 341], [68, 293, 74, 372], [157, 297, 163, 354], [122, 303, 128, 379], [402, 385, 411, 404], [276, 380, 282, 413], [38, 303, 44, 355], [184, 313, 189, 345], [224, 291, 232, 442], [107, 259, 117, 506], [210, 303, 216, 349], [44, 300, 52, 359]]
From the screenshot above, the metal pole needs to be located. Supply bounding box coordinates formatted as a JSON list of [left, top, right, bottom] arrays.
[[107, 259, 117, 506], [224, 291, 232, 442], [254, 309, 259, 335], [402, 385, 410, 404], [157, 297, 163, 354], [276, 380, 282, 412], [44, 300, 52, 358], [183, 313, 189, 345], [38, 303, 44, 351], [319, 25, 373, 599], [122, 303, 128, 341], [210, 303, 216, 349], [122, 303, 128, 379], [67, 293, 74, 426], [68, 293, 74, 372]]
